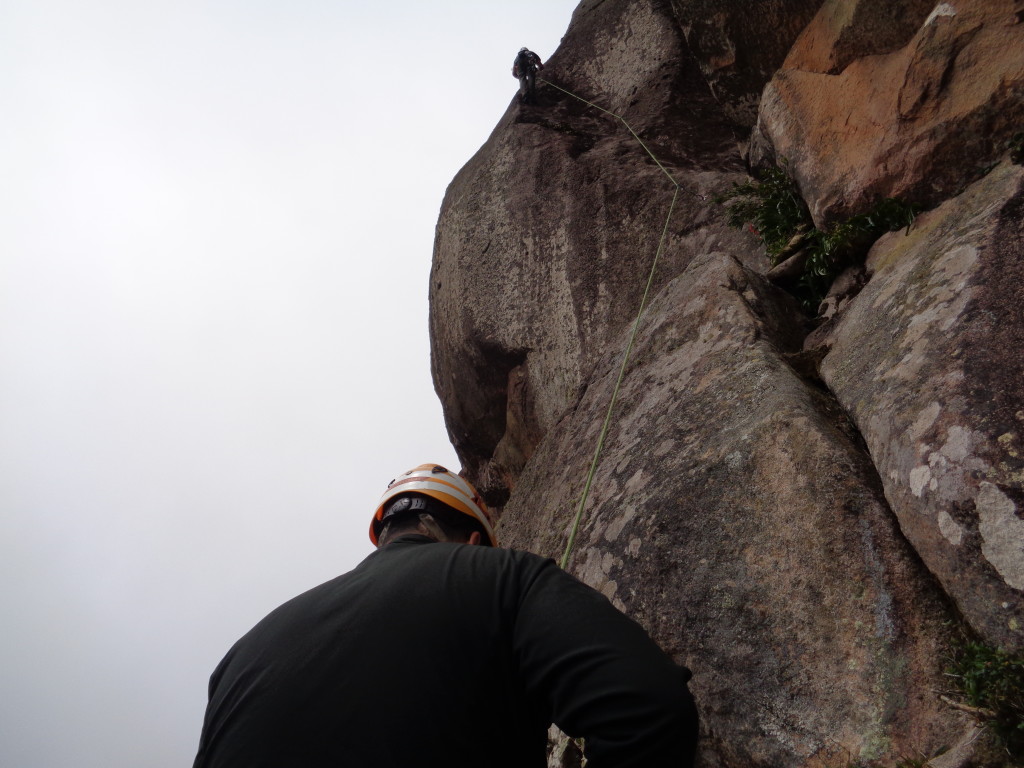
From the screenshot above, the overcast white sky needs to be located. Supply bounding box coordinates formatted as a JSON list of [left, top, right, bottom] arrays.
[[0, 2, 576, 765]]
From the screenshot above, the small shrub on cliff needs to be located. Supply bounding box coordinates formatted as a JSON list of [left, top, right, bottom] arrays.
[[798, 198, 919, 309], [718, 168, 919, 312], [717, 167, 812, 259], [946, 641, 1024, 759]]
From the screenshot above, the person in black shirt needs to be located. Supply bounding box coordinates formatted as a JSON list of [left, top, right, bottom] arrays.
[[193, 463, 698, 767]]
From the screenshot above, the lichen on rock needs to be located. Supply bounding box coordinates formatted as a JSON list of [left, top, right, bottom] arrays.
[[820, 162, 1024, 651], [429, 0, 1024, 764]]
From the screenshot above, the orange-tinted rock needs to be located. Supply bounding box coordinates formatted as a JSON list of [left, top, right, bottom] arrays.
[[430, 0, 1024, 763], [752, 0, 1024, 224], [784, 0, 936, 74]]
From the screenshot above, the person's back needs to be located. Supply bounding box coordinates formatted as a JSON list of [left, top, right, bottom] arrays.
[[193, 465, 698, 767], [515, 49, 534, 72], [512, 47, 544, 103]]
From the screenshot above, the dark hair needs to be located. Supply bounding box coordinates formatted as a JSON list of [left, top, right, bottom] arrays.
[[431, 506, 487, 541], [377, 495, 486, 547]]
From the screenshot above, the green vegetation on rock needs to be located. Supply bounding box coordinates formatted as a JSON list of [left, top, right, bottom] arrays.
[[717, 167, 919, 311], [719, 166, 811, 258], [946, 641, 1024, 760]]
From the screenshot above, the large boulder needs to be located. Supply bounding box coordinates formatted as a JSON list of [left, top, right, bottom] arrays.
[[751, 0, 1024, 224], [819, 162, 1024, 651], [430, 0, 755, 506], [430, 0, 1024, 763], [501, 252, 964, 767]]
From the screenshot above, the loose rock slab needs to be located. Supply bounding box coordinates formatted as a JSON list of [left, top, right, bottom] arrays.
[[821, 162, 1024, 650], [501, 252, 961, 766]]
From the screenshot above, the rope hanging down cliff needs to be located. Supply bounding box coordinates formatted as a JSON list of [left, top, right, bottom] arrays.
[[539, 78, 698, 570]]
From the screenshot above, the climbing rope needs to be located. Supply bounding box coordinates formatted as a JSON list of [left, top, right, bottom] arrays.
[[540, 78, 687, 570], [540, 78, 681, 188]]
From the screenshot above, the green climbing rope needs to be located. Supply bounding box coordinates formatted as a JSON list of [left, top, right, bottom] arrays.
[[540, 78, 684, 570]]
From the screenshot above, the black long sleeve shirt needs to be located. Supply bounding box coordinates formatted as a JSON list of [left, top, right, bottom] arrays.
[[193, 535, 698, 767]]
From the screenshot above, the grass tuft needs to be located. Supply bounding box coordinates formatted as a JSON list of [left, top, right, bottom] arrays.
[[946, 641, 1024, 759]]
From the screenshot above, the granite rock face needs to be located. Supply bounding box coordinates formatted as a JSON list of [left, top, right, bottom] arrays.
[[784, 0, 938, 75], [502, 254, 964, 766], [668, 0, 825, 127], [751, 0, 1024, 224], [819, 163, 1024, 651], [430, 0, 752, 504], [429, 0, 1024, 764]]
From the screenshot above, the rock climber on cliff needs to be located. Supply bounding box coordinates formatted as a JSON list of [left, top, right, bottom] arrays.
[[192, 463, 699, 768], [513, 46, 544, 103]]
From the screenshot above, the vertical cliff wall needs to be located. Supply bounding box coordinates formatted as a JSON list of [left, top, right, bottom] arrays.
[[430, 1, 1024, 765]]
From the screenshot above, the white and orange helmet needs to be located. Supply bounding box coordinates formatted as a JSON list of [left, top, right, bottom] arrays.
[[370, 463, 497, 547]]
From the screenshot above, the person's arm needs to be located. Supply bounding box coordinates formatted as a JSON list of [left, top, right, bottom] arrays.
[[513, 559, 698, 767]]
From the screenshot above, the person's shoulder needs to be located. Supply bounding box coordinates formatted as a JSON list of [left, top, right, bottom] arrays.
[[384, 539, 560, 589], [470, 542, 551, 564], [425, 539, 547, 568], [454, 543, 563, 588]]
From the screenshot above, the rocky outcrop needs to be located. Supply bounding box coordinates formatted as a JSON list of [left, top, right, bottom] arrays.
[[668, 0, 826, 127], [429, 0, 1024, 764], [430, 0, 753, 505], [818, 162, 1024, 651], [784, 0, 937, 75], [751, 0, 1024, 225], [501, 253, 965, 766]]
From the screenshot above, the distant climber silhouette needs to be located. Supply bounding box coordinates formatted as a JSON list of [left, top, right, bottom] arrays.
[[512, 47, 544, 104]]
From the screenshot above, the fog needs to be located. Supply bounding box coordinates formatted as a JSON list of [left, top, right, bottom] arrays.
[[0, 2, 576, 765]]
